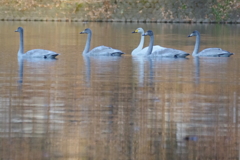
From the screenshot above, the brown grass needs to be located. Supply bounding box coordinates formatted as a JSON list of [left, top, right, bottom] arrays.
[[0, 0, 238, 21]]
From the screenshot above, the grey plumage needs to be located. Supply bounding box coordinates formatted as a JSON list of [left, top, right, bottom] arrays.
[[15, 27, 59, 59], [188, 30, 233, 57]]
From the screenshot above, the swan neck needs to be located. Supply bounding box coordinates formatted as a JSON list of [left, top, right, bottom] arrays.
[[83, 32, 92, 54], [18, 30, 24, 56], [137, 34, 144, 50], [146, 35, 154, 55], [193, 33, 200, 56]]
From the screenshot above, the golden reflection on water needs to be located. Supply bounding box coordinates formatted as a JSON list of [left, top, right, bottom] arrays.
[[0, 22, 240, 160]]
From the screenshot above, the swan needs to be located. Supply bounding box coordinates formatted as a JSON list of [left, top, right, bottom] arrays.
[[15, 27, 59, 59], [80, 28, 124, 56], [131, 28, 164, 56], [142, 30, 190, 58], [188, 30, 234, 57]]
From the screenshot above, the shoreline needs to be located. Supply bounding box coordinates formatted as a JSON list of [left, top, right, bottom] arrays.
[[1, 18, 240, 24], [1, 0, 239, 25]]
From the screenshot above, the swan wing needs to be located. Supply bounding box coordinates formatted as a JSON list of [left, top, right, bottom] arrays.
[[90, 46, 111, 52], [198, 48, 234, 57], [132, 45, 166, 56], [131, 48, 142, 55], [89, 45, 124, 56], [24, 49, 59, 58], [152, 45, 166, 52], [151, 48, 189, 58]]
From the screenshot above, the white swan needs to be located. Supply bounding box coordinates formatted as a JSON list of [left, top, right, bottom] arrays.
[[188, 30, 234, 57], [131, 28, 164, 56], [80, 28, 124, 56], [142, 30, 190, 58], [15, 27, 59, 59]]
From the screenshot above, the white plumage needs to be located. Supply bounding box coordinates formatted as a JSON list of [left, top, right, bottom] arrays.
[[131, 28, 164, 56]]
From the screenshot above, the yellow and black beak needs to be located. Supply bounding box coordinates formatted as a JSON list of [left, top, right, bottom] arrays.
[[132, 29, 138, 33]]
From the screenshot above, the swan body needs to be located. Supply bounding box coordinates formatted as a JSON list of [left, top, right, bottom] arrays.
[[131, 28, 164, 56], [15, 27, 59, 59], [142, 30, 189, 58], [188, 30, 233, 57], [80, 28, 124, 56]]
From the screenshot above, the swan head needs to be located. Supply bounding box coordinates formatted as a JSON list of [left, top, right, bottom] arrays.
[[142, 30, 153, 36], [188, 30, 199, 37], [15, 27, 23, 33], [132, 28, 144, 34], [80, 28, 92, 34]]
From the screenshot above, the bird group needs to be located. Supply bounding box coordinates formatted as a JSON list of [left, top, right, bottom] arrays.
[[15, 27, 234, 59]]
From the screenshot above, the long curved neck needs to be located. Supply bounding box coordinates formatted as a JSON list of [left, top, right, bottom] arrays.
[[18, 30, 24, 56], [137, 32, 144, 50], [193, 33, 200, 56], [83, 31, 92, 54], [146, 34, 154, 55]]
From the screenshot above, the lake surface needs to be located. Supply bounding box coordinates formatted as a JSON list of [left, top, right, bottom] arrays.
[[0, 21, 240, 160]]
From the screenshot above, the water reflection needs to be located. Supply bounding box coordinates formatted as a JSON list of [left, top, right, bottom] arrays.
[[17, 57, 58, 89], [83, 56, 91, 86], [193, 57, 200, 84], [0, 22, 240, 160], [193, 57, 231, 84], [132, 56, 149, 86], [132, 56, 189, 86], [18, 58, 24, 84], [83, 55, 123, 86]]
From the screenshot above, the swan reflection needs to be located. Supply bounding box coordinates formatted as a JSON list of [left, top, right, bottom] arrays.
[[193, 57, 231, 84], [18, 58, 24, 84], [83, 55, 91, 86], [17, 57, 57, 91], [132, 56, 188, 86], [83, 55, 123, 86], [193, 57, 200, 84]]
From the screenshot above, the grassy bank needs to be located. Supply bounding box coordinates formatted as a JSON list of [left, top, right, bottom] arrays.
[[0, 0, 239, 23]]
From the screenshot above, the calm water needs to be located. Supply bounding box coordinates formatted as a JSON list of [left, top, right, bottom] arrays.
[[0, 21, 240, 160]]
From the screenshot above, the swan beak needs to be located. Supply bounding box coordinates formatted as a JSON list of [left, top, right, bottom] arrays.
[[188, 33, 193, 37], [80, 31, 85, 34], [15, 30, 18, 32], [132, 29, 138, 33], [142, 33, 147, 36]]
